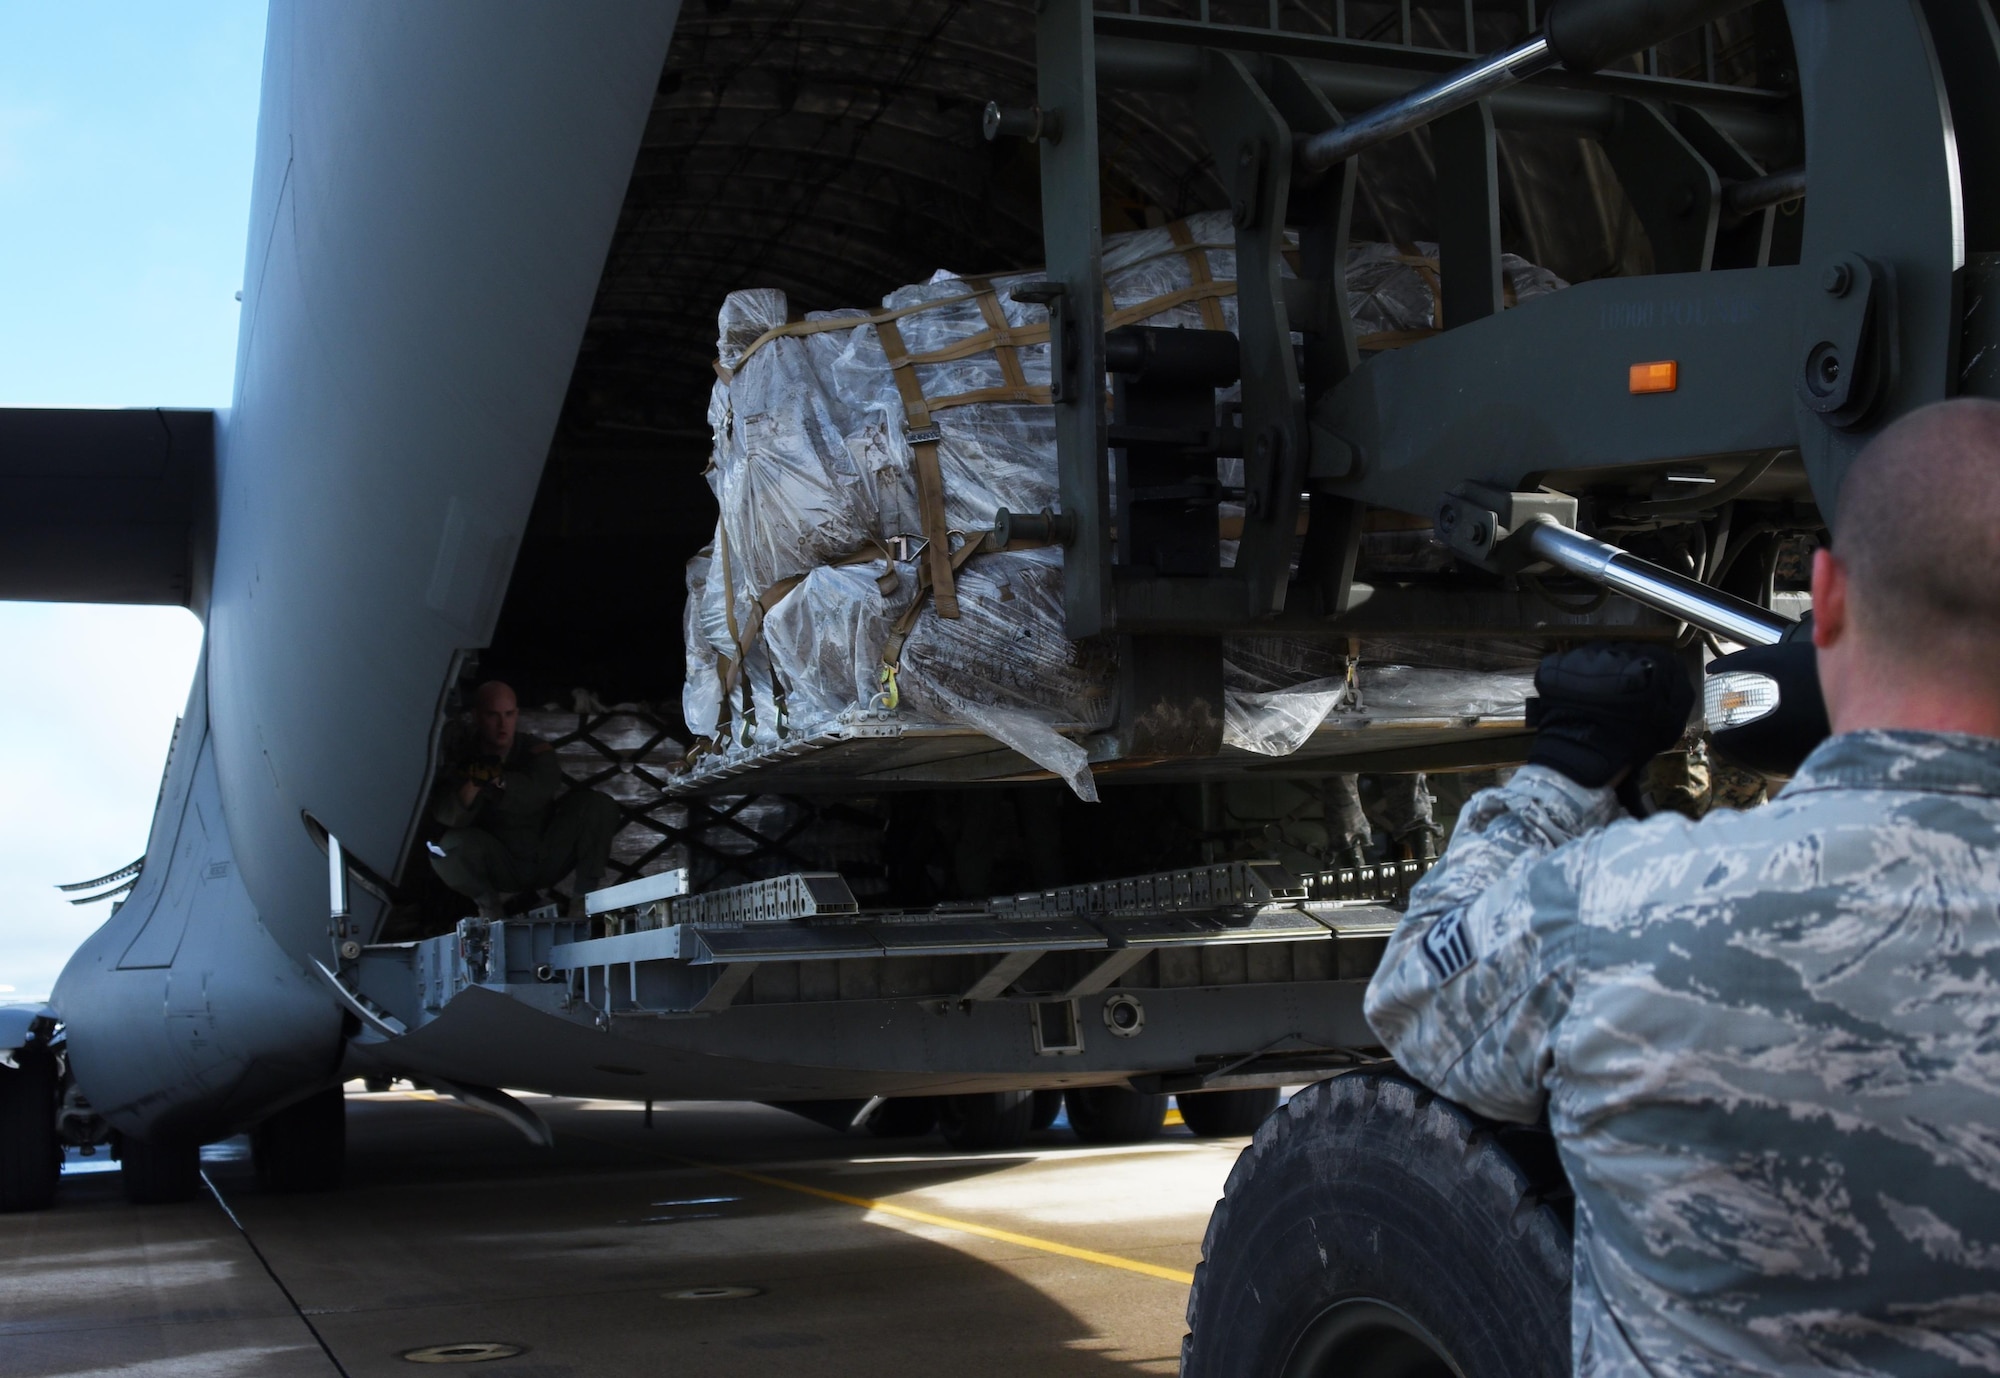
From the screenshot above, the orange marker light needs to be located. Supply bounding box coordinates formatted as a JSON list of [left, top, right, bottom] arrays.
[[1629, 360, 1678, 394]]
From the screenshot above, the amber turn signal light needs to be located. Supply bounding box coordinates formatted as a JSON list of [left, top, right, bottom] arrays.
[[1629, 360, 1678, 394]]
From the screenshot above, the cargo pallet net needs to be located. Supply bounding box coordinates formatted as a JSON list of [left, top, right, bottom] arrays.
[[683, 211, 1560, 798]]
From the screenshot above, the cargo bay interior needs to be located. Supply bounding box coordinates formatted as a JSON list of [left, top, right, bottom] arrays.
[[386, 0, 1811, 936]]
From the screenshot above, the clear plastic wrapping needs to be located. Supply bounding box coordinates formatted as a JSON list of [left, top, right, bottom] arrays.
[[1222, 638, 1354, 757], [706, 322, 876, 602], [894, 548, 1117, 798], [758, 557, 914, 730], [1357, 664, 1536, 719], [1220, 636, 1533, 757], [687, 537, 785, 751], [1346, 240, 1568, 343], [681, 547, 721, 741], [687, 219, 1563, 793], [818, 277, 1057, 540]]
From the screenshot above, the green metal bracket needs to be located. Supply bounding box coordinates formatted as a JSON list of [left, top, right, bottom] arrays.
[[1602, 98, 1722, 275], [1433, 100, 1503, 329], [1036, 0, 1110, 640], [1195, 51, 1304, 623]]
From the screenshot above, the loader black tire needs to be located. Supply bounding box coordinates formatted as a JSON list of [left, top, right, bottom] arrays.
[[864, 1097, 940, 1138], [1065, 1087, 1168, 1145], [1177, 1087, 1280, 1138], [252, 1085, 346, 1192], [119, 1134, 202, 1205], [937, 1091, 1034, 1150], [1030, 1089, 1064, 1131], [0, 1048, 60, 1213], [1181, 1071, 1571, 1378]]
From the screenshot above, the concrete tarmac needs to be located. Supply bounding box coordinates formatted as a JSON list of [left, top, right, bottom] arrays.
[[0, 1088, 1257, 1377]]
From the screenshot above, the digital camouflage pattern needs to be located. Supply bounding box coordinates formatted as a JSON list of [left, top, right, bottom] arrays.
[[1365, 730, 2000, 1377]]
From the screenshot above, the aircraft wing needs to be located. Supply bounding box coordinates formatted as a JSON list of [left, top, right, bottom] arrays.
[[0, 407, 213, 609]]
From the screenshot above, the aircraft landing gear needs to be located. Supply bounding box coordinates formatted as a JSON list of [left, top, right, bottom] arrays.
[[0, 1048, 61, 1213], [252, 1085, 346, 1193], [937, 1091, 1035, 1150], [119, 1134, 203, 1205], [1065, 1087, 1168, 1145], [1177, 1087, 1280, 1138], [862, 1097, 940, 1138]]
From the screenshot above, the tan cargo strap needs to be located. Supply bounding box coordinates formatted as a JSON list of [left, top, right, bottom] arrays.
[[712, 518, 1060, 718], [876, 530, 988, 705], [875, 277, 1232, 376], [718, 524, 744, 676], [715, 295, 978, 383], [881, 279, 1238, 414], [715, 223, 1243, 379], [1168, 220, 1229, 333], [1394, 242, 1444, 316], [874, 314, 961, 619], [717, 540, 897, 699]]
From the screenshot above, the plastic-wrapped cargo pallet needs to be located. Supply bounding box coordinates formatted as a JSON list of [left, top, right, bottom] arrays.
[[685, 214, 1565, 798]]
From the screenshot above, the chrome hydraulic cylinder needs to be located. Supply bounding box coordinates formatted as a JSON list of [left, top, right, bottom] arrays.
[[1522, 518, 1793, 647], [1295, 0, 1757, 174]]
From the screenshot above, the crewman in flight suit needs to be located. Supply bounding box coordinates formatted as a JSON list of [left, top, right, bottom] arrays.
[[1365, 397, 2000, 1376], [428, 680, 622, 919]]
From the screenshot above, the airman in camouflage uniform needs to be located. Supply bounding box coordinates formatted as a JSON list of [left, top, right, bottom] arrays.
[[1365, 398, 2000, 1376]]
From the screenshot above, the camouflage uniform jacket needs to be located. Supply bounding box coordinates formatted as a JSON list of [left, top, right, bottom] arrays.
[[1364, 730, 2000, 1376]]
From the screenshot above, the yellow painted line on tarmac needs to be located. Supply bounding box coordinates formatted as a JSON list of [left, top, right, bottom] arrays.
[[422, 1093, 1195, 1286], [703, 1161, 1196, 1286]]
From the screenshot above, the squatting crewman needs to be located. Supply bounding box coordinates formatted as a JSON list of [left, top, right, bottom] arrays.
[[1364, 398, 2000, 1376], [428, 680, 621, 919]]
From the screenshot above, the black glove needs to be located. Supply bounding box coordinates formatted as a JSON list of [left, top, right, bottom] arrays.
[[1525, 643, 1694, 789]]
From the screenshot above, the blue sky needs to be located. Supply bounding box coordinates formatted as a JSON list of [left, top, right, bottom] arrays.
[[0, 3, 266, 999]]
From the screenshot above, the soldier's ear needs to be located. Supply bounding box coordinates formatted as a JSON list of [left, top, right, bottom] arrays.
[[1811, 548, 1848, 651]]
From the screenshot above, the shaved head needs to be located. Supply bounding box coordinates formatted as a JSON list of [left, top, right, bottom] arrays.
[[1814, 398, 2000, 739], [471, 680, 518, 757], [473, 681, 517, 714], [1835, 398, 2000, 655]]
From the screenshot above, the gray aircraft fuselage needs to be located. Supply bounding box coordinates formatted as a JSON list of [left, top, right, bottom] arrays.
[[47, 3, 683, 1142]]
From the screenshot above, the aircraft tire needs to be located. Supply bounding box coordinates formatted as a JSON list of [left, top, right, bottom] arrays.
[[1180, 1071, 1571, 1378], [252, 1085, 346, 1193], [936, 1091, 1034, 1150], [1176, 1087, 1280, 1138], [0, 1048, 60, 1213], [1065, 1087, 1168, 1145], [1030, 1089, 1064, 1131], [863, 1097, 940, 1138], [119, 1134, 202, 1205]]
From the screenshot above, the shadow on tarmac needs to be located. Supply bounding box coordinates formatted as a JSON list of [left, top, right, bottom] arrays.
[[5, 1093, 1215, 1376]]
